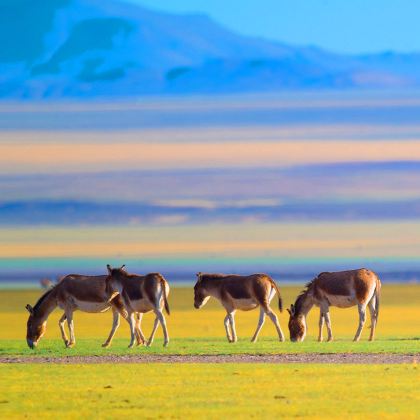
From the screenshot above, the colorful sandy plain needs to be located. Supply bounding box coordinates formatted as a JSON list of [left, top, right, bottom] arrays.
[[1, 96, 420, 418]]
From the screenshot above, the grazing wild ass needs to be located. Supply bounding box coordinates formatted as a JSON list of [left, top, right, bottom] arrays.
[[25, 274, 142, 349], [106, 265, 170, 348], [193, 272, 285, 342], [288, 268, 381, 342]]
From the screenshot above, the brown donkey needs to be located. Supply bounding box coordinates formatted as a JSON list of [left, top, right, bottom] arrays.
[[288, 268, 381, 342], [193, 272, 284, 342], [25, 274, 142, 349], [106, 265, 170, 348]]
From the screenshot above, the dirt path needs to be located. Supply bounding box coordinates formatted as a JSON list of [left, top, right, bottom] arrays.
[[0, 353, 418, 364]]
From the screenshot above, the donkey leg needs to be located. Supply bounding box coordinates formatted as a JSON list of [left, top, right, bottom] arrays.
[[318, 311, 325, 342], [324, 311, 333, 341], [368, 300, 377, 341], [155, 309, 169, 347], [265, 307, 285, 342], [65, 310, 76, 348], [228, 311, 238, 342], [353, 303, 367, 342], [58, 313, 69, 346], [135, 313, 146, 346], [102, 309, 120, 348], [223, 314, 233, 342], [127, 312, 137, 348], [251, 307, 266, 343], [147, 316, 160, 347]]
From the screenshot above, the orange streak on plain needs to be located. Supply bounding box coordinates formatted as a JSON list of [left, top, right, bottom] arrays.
[[2, 141, 420, 173], [2, 236, 420, 258]]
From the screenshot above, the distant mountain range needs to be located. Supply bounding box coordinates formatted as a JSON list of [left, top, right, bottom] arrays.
[[2, 0, 420, 98]]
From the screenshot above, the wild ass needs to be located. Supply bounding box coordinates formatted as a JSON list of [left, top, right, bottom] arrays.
[[106, 265, 170, 348], [193, 272, 285, 342], [287, 268, 381, 342], [25, 274, 143, 349]]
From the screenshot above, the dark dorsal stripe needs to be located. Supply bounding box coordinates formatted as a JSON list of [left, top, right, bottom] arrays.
[[200, 273, 234, 281]]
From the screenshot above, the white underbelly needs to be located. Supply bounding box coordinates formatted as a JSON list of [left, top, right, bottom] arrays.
[[232, 298, 258, 311], [325, 294, 357, 308], [129, 298, 154, 313], [73, 299, 111, 313]]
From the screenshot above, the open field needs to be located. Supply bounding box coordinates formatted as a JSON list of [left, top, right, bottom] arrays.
[[0, 363, 418, 418], [1, 284, 418, 418]]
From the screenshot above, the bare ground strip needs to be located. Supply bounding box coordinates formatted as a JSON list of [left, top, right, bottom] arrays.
[[0, 353, 418, 364]]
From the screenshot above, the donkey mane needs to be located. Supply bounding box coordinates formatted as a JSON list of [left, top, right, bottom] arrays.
[[294, 278, 317, 314], [33, 286, 56, 313]]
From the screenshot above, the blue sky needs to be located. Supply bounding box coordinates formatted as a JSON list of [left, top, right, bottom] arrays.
[[128, 0, 419, 54]]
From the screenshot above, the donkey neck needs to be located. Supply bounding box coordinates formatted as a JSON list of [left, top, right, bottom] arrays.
[[33, 288, 58, 322], [203, 279, 222, 300], [295, 291, 314, 317]]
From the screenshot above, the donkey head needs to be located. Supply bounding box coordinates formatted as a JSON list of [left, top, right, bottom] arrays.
[[106, 264, 127, 296], [106, 264, 126, 277], [193, 272, 210, 309], [25, 304, 47, 349], [287, 304, 306, 342]]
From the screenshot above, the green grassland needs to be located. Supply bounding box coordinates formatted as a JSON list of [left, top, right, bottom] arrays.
[[0, 284, 418, 356], [0, 363, 418, 419], [2, 337, 419, 357]]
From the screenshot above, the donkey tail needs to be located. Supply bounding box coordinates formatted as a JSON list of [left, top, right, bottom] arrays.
[[159, 275, 170, 316], [375, 275, 381, 323], [269, 277, 283, 313]]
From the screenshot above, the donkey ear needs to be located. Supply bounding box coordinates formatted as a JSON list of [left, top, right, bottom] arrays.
[[106, 264, 113, 274], [287, 308, 291, 315], [25, 304, 34, 314], [120, 264, 126, 271], [196, 272, 202, 282]]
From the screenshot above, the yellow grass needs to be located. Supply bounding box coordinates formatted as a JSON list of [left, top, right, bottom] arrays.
[[1, 285, 418, 342], [1, 364, 419, 419]]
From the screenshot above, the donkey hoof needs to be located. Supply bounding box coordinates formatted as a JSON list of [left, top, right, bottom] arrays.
[[101, 342, 110, 348], [66, 342, 75, 348], [163, 341, 169, 347]]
